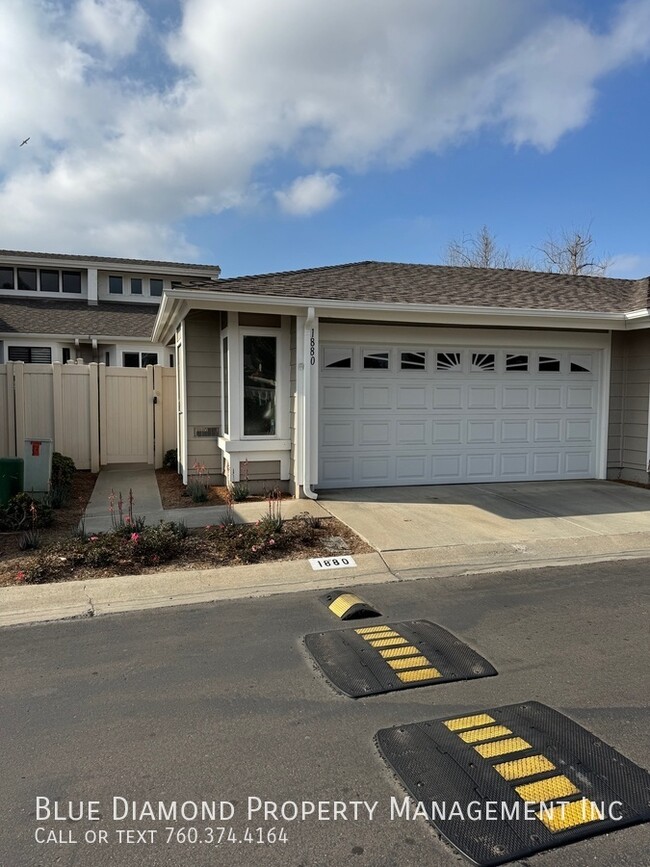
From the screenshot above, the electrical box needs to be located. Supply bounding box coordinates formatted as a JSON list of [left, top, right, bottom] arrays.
[[23, 438, 53, 498]]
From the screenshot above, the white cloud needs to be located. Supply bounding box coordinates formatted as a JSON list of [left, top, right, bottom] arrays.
[[609, 253, 650, 278], [275, 172, 342, 215], [0, 0, 648, 258], [74, 0, 147, 59]]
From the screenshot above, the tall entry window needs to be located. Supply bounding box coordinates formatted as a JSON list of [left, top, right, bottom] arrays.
[[243, 335, 277, 435]]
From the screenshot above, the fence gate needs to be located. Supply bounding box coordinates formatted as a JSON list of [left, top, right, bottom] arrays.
[[99, 365, 154, 465]]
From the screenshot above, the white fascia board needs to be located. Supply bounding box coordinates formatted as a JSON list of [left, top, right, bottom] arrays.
[[163, 287, 629, 330], [623, 309, 650, 330]]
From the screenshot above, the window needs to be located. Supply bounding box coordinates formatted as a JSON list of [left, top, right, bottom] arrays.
[[40, 270, 59, 292], [539, 355, 561, 372], [109, 275, 123, 295], [506, 354, 528, 371], [169, 353, 174, 368], [62, 271, 81, 293], [471, 352, 495, 372], [150, 278, 163, 297], [363, 350, 389, 369], [222, 336, 229, 434], [401, 351, 426, 370], [123, 351, 157, 367], [323, 347, 352, 369], [436, 352, 461, 371], [123, 352, 139, 367], [243, 335, 276, 435], [62, 348, 71, 363], [17, 268, 37, 291], [570, 354, 591, 373], [130, 278, 143, 295], [8, 346, 52, 363], [105, 352, 111, 366], [0, 268, 14, 290]]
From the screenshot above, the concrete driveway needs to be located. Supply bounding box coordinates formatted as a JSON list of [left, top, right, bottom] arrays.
[[319, 480, 650, 576]]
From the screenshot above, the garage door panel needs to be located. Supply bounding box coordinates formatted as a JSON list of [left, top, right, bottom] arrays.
[[468, 386, 498, 409], [468, 420, 497, 443], [397, 421, 427, 444], [359, 421, 392, 445], [535, 386, 563, 408], [501, 420, 530, 442], [396, 455, 428, 480], [500, 453, 530, 477], [322, 384, 354, 409], [359, 384, 392, 409], [397, 385, 428, 409], [533, 419, 562, 442], [319, 343, 601, 488], [433, 420, 463, 443], [567, 386, 595, 409], [321, 420, 355, 447], [467, 454, 497, 477], [503, 386, 531, 409], [566, 419, 594, 441], [433, 386, 463, 408]]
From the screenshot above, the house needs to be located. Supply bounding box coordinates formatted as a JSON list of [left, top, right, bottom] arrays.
[[0, 250, 220, 366], [152, 261, 650, 495]]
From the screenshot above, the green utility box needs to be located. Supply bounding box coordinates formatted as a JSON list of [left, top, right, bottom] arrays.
[[0, 457, 24, 507]]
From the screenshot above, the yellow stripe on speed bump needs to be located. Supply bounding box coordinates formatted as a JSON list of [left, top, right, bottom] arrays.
[[458, 725, 512, 744], [515, 775, 579, 803], [494, 755, 556, 781], [474, 737, 532, 759], [363, 630, 400, 640], [397, 667, 441, 683], [328, 594, 364, 619], [378, 645, 421, 659], [367, 637, 408, 648], [355, 625, 391, 636], [386, 655, 430, 670], [537, 798, 604, 833], [444, 713, 496, 732]]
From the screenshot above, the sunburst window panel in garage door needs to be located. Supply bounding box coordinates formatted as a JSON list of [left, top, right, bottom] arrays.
[[318, 345, 601, 488]]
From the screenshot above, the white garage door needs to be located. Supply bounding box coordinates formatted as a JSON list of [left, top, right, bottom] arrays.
[[318, 343, 601, 488]]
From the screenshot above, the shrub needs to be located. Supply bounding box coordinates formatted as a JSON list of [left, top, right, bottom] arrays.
[[258, 488, 283, 536], [164, 519, 188, 539], [0, 493, 53, 531], [163, 448, 178, 471], [187, 479, 209, 503], [19, 529, 41, 550], [51, 452, 76, 494], [229, 482, 249, 502]]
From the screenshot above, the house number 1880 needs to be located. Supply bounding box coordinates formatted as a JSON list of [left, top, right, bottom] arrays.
[[310, 329, 315, 365]]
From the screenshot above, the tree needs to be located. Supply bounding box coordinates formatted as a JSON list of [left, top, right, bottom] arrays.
[[538, 225, 610, 276], [444, 223, 610, 275], [444, 225, 533, 270]]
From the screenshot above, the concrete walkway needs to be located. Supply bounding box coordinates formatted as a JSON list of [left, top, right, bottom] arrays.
[[83, 465, 326, 533]]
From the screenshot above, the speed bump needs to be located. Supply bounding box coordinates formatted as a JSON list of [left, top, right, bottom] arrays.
[[319, 591, 381, 621], [376, 701, 650, 866], [304, 620, 496, 697]]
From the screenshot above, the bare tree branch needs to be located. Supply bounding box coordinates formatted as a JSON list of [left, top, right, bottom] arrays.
[[537, 224, 610, 276], [444, 225, 534, 270]]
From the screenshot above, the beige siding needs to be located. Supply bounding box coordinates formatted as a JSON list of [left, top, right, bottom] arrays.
[[185, 311, 223, 479], [607, 331, 650, 483]]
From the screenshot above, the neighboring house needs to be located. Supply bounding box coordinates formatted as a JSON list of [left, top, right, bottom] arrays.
[[0, 250, 220, 366], [152, 261, 650, 494]]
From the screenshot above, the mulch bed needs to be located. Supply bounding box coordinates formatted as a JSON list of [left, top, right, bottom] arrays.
[[0, 471, 97, 586], [155, 467, 292, 509]]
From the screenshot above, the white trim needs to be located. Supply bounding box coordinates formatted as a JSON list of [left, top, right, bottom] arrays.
[[598, 338, 612, 480]]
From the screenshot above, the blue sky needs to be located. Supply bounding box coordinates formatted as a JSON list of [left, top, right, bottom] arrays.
[[0, 0, 649, 278]]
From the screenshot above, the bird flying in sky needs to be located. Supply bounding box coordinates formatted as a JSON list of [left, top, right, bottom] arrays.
[[20, 137, 30, 147]]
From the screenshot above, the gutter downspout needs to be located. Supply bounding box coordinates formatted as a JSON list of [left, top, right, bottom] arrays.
[[302, 307, 318, 500]]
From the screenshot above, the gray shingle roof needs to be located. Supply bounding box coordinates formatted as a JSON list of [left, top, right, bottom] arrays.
[[0, 298, 158, 338], [0, 249, 219, 272], [182, 261, 649, 314]]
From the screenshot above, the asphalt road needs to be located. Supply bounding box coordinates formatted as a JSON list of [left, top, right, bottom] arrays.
[[1, 559, 649, 867]]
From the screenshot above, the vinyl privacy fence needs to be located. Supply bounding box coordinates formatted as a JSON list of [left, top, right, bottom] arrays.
[[0, 362, 176, 471]]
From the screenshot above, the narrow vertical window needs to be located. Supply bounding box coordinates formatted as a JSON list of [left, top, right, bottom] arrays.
[[222, 336, 229, 435], [109, 276, 123, 295], [130, 277, 143, 295], [243, 335, 276, 435], [150, 279, 163, 297]]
